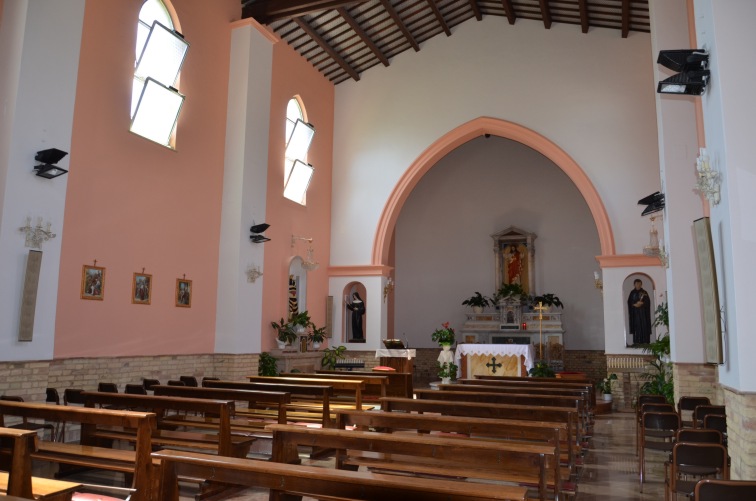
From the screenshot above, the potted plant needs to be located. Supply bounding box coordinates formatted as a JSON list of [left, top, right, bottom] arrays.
[[493, 283, 526, 304], [258, 352, 279, 376], [532, 293, 564, 310], [271, 317, 297, 349], [289, 311, 312, 334], [308, 325, 327, 349], [597, 373, 618, 401], [431, 322, 456, 347], [321, 345, 347, 370], [528, 361, 556, 378], [437, 361, 459, 385], [461, 292, 491, 313], [640, 334, 673, 403]]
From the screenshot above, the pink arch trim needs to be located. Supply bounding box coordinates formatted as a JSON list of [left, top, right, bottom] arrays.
[[372, 117, 616, 264]]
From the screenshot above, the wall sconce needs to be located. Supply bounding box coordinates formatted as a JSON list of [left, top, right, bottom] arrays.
[[657, 49, 710, 95], [695, 148, 721, 205], [593, 271, 603, 291], [250, 223, 270, 243], [292, 235, 319, 271], [34, 148, 68, 179], [246, 264, 263, 283], [638, 192, 665, 216], [383, 277, 395, 302], [19, 217, 56, 249]]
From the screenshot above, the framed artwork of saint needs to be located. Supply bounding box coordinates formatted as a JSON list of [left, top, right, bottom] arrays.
[[132, 272, 152, 305], [81, 264, 105, 300], [491, 227, 537, 295], [176, 278, 192, 308]]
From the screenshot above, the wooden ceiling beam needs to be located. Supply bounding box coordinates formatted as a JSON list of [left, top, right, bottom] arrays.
[[293, 17, 361, 81], [380, 0, 420, 52], [242, 0, 368, 24], [621, 0, 630, 38], [426, 0, 452, 36], [468, 0, 482, 21], [539, 0, 552, 29], [501, 0, 516, 25], [578, 0, 589, 33], [337, 7, 390, 67]]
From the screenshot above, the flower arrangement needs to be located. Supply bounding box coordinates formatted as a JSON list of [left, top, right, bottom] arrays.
[[597, 373, 618, 394], [431, 322, 456, 346]]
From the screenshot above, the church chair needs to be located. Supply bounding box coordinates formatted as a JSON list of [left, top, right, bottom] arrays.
[[694, 479, 756, 501], [666, 442, 728, 501], [97, 382, 118, 393], [703, 414, 727, 447], [167, 380, 186, 386], [636, 394, 668, 452], [693, 405, 726, 429], [201, 377, 220, 386], [639, 411, 680, 492], [142, 378, 160, 392], [125, 383, 147, 395], [637, 402, 675, 455], [61, 388, 86, 442], [0, 395, 56, 441], [678, 396, 711, 427], [676, 428, 723, 445], [45, 388, 63, 441], [179, 376, 199, 387]]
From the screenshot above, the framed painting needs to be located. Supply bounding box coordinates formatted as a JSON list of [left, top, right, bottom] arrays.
[[176, 278, 192, 308], [132, 272, 152, 305], [491, 226, 536, 295], [81, 265, 105, 300]]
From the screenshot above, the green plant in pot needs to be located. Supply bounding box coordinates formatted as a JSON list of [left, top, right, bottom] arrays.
[[271, 318, 297, 348], [493, 283, 526, 304], [431, 322, 456, 346], [308, 325, 327, 348], [598, 373, 618, 401], [437, 361, 458, 383], [321, 345, 347, 370], [532, 293, 564, 309], [528, 361, 555, 378], [461, 292, 491, 313], [258, 352, 279, 376], [639, 334, 673, 403], [289, 310, 313, 334]]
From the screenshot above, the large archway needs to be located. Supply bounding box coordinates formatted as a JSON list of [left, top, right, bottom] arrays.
[[372, 117, 615, 265]]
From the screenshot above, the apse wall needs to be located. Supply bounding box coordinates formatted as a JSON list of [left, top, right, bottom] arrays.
[[331, 16, 660, 266], [395, 136, 603, 350]]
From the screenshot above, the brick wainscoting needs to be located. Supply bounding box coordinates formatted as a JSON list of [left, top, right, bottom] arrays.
[[722, 386, 756, 479]]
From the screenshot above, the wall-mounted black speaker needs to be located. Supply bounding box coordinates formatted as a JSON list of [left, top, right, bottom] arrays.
[[693, 217, 723, 364]]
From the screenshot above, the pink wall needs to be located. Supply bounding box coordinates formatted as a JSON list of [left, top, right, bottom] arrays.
[[260, 42, 334, 351], [54, 0, 239, 357]]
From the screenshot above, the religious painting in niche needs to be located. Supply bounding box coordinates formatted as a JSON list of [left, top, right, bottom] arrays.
[[176, 278, 192, 308], [81, 264, 105, 300], [492, 227, 536, 295], [343, 282, 367, 343], [288, 275, 299, 317], [132, 272, 152, 305]]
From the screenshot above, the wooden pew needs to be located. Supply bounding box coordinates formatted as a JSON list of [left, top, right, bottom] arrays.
[[380, 396, 580, 455], [335, 409, 574, 494], [247, 376, 367, 411], [470, 376, 597, 409], [204, 380, 334, 427], [151, 385, 290, 434], [416, 389, 589, 441], [0, 400, 156, 501], [80, 391, 254, 458], [280, 372, 388, 401], [266, 423, 556, 501], [153, 449, 527, 501], [317, 369, 413, 398]]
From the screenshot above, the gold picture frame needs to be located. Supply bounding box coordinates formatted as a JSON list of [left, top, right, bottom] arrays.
[[81, 265, 105, 300], [176, 278, 192, 308], [132, 272, 152, 305]]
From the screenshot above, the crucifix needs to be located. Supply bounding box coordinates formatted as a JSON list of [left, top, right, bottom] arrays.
[[486, 357, 503, 374], [533, 301, 547, 361]]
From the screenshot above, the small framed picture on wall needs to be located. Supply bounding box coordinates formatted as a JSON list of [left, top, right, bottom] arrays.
[[132, 272, 152, 305], [176, 278, 192, 308], [81, 264, 105, 300]]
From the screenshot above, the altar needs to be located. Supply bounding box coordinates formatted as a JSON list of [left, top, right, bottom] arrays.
[[454, 343, 535, 378]]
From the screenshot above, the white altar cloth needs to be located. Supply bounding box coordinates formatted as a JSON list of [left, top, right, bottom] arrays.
[[454, 344, 535, 373], [375, 349, 416, 360]]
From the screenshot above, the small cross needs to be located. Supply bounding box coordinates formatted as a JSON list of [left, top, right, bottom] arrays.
[[93, 259, 97, 266], [486, 357, 503, 374], [533, 301, 547, 320]]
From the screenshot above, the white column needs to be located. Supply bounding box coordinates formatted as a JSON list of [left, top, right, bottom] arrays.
[[0, 0, 84, 361], [214, 23, 273, 354]]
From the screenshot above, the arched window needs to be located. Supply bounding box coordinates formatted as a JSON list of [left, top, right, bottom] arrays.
[[284, 97, 315, 205], [130, 0, 189, 149]]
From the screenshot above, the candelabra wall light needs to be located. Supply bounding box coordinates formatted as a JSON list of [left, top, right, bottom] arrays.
[[19, 217, 56, 249], [383, 277, 395, 302], [593, 271, 603, 292], [292, 235, 319, 271], [695, 148, 721, 205], [246, 264, 263, 283]]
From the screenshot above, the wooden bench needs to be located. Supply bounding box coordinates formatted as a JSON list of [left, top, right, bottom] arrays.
[[335, 409, 574, 495], [0, 427, 82, 501], [449, 382, 593, 411], [317, 369, 414, 398], [416, 389, 589, 443], [470, 376, 597, 409], [0, 400, 156, 501], [267, 423, 555, 500], [151, 385, 290, 435], [247, 376, 367, 411], [80, 391, 254, 458], [204, 380, 335, 427], [152, 448, 527, 501], [280, 372, 388, 401]]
